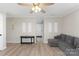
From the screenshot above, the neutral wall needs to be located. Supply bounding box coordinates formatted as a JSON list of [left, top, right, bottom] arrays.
[[6, 17, 36, 43], [6, 16, 62, 43], [44, 17, 62, 43], [62, 9, 79, 37]]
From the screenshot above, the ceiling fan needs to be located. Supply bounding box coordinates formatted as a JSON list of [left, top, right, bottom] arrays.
[[18, 3, 54, 13]]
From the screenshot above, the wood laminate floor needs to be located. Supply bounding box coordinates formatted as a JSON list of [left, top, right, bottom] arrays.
[[0, 43, 64, 56]]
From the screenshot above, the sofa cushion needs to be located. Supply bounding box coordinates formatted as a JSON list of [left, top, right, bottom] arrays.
[[54, 34, 66, 41], [60, 34, 66, 41], [58, 41, 74, 51], [65, 35, 74, 46], [74, 37, 79, 48], [59, 41, 74, 48], [54, 35, 61, 39]]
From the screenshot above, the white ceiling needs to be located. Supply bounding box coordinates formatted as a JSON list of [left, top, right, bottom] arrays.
[[0, 3, 79, 17]]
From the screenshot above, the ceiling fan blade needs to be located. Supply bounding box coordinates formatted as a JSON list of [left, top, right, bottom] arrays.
[[42, 3, 54, 6], [41, 9, 46, 13], [33, 3, 40, 6], [18, 3, 32, 7], [39, 3, 55, 8], [18, 3, 55, 9]]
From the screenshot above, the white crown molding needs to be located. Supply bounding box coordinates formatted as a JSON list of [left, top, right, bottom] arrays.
[[7, 15, 62, 19], [62, 5, 79, 18]]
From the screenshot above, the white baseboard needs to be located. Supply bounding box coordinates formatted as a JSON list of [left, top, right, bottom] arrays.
[[0, 46, 6, 50], [7, 41, 20, 43], [43, 41, 48, 43]]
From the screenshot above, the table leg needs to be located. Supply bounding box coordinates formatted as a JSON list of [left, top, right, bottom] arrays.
[[31, 38, 32, 44], [21, 37, 22, 44], [33, 38, 35, 43]]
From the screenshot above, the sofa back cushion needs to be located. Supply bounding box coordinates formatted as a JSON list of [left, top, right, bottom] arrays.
[[74, 37, 79, 48], [54, 35, 61, 39], [60, 34, 66, 41], [65, 35, 74, 46], [55, 34, 66, 41]]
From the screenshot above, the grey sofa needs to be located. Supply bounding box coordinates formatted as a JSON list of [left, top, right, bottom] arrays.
[[48, 39, 58, 47], [48, 34, 79, 56]]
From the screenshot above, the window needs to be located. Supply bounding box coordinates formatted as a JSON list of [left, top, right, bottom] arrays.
[[22, 22, 26, 33], [54, 22, 58, 33], [28, 23, 32, 33], [48, 22, 52, 33]]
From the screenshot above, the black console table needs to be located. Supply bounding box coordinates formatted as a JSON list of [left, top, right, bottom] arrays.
[[36, 36, 42, 42], [36, 36, 42, 39], [20, 36, 35, 44]]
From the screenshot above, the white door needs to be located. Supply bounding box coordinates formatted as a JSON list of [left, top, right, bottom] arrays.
[[0, 13, 6, 50], [0, 14, 3, 49]]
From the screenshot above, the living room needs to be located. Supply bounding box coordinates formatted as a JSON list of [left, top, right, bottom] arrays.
[[0, 2, 79, 56]]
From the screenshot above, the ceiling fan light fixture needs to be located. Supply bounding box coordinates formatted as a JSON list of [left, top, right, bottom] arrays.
[[18, 3, 54, 13], [38, 7, 41, 11], [35, 6, 39, 10], [35, 10, 38, 13], [32, 6, 35, 11], [32, 5, 41, 13]]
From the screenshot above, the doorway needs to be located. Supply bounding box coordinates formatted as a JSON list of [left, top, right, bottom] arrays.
[[36, 19, 44, 43]]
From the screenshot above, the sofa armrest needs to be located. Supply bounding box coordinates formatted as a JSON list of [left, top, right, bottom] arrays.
[[48, 39, 59, 47]]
